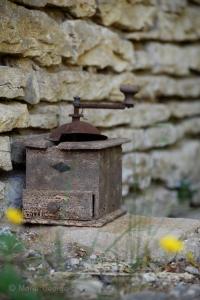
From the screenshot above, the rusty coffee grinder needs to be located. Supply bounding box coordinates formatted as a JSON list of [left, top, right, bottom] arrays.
[[23, 85, 138, 226]]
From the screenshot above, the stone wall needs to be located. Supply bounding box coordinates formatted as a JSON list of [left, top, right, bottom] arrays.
[[0, 0, 200, 217]]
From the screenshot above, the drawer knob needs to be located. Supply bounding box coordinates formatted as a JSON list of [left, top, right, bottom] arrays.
[[47, 202, 60, 213]]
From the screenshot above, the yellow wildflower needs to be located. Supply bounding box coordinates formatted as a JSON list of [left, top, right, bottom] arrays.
[[5, 208, 24, 225], [159, 235, 184, 253]]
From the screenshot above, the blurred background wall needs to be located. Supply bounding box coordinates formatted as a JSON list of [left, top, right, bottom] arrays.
[[0, 0, 200, 218]]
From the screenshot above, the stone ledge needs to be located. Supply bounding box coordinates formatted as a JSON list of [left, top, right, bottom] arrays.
[[11, 214, 200, 263]]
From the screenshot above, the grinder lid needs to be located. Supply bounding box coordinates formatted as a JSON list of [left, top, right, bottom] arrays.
[[49, 120, 107, 142]]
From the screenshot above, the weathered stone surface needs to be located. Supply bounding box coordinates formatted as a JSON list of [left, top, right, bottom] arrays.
[[138, 124, 181, 148], [0, 181, 6, 218], [0, 137, 12, 171], [0, 0, 69, 66], [97, 1, 156, 31], [3, 57, 36, 72], [130, 104, 170, 127], [0, 66, 40, 104], [169, 101, 200, 118], [0, 66, 26, 99], [51, 0, 96, 17], [1, 66, 136, 103], [126, 8, 200, 41], [11, 0, 97, 17], [60, 103, 170, 129], [29, 104, 59, 129], [121, 137, 200, 197], [153, 0, 187, 13], [125, 185, 179, 217], [85, 109, 131, 128], [62, 20, 134, 72], [134, 76, 200, 99], [122, 152, 153, 190], [179, 117, 200, 136], [0, 182, 5, 201], [3, 172, 25, 208], [19, 214, 200, 262], [2, 66, 200, 103], [134, 43, 200, 75], [36, 70, 134, 102], [103, 123, 181, 152], [151, 140, 200, 188], [98, 0, 188, 32], [0, 103, 29, 133]]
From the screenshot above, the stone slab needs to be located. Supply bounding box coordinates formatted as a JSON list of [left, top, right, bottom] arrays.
[[15, 214, 200, 263]]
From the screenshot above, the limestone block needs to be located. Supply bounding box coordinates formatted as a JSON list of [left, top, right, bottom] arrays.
[[0, 66, 26, 99], [11, 0, 97, 17], [0, 103, 29, 133], [97, 1, 156, 31], [36, 70, 134, 102], [29, 104, 59, 129], [153, 0, 187, 13], [49, 0, 97, 17], [84, 109, 131, 128], [134, 43, 200, 75], [133, 49, 150, 70], [24, 72, 40, 104], [134, 76, 200, 99], [125, 185, 179, 217], [126, 8, 200, 41], [151, 140, 200, 188], [3, 57, 36, 72], [104, 123, 181, 152], [142, 123, 181, 148], [0, 66, 40, 104], [0, 0, 70, 66], [169, 101, 200, 118], [0, 137, 12, 171], [130, 104, 170, 127], [122, 152, 153, 190], [98, 0, 187, 33], [180, 117, 200, 136], [61, 20, 134, 72]]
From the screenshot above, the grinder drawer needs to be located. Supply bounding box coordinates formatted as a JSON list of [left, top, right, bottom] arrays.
[[23, 190, 94, 221]]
